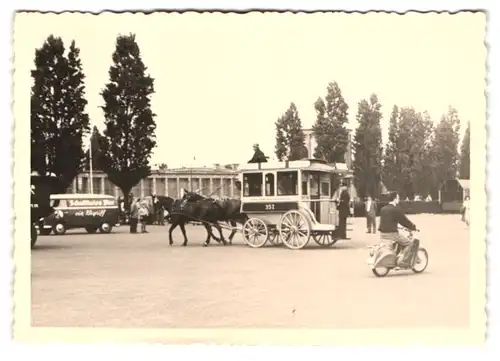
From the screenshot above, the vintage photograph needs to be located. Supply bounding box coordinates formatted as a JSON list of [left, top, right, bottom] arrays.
[[13, 10, 486, 344]]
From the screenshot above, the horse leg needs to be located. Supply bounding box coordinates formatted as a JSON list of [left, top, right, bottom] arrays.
[[179, 221, 189, 247], [227, 220, 237, 244], [209, 225, 222, 243], [168, 221, 178, 246], [203, 224, 212, 247], [213, 223, 228, 246]]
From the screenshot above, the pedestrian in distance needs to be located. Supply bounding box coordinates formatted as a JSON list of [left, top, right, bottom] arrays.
[[129, 198, 140, 233], [365, 195, 377, 234]]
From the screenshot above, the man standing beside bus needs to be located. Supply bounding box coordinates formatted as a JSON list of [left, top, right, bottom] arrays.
[[130, 198, 139, 234], [336, 182, 350, 239]]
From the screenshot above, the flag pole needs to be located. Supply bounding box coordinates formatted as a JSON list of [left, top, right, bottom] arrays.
[[190, 155, 195, 190], [89, 136, 94, 194]]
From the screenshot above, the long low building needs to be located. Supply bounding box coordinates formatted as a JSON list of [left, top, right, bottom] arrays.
[[67, 165, 240, 199]]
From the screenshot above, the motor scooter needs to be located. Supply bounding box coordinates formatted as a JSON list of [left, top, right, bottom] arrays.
[[366, 227, 429, 277]]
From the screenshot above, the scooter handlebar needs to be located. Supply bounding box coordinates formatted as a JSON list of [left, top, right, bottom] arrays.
[[398, 226, 419, 232]]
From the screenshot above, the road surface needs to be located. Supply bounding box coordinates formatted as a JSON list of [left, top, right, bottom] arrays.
[[31, 214, 470, 329]]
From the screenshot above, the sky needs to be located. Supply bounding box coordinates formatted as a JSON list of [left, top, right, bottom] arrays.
[[16, 11, 486, 168]]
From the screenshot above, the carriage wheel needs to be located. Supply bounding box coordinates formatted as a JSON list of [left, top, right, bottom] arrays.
[[267, 228, 283, 246], [312, 232, 338, 247], [279, 210, 311, 250], [242, 218, 269, 248]]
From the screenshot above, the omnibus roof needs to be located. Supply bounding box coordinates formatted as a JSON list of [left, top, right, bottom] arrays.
[[49, 193, 115, 200], [239, 159, 351, 174]]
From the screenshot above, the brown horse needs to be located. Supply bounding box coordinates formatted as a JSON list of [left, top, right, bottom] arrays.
[[166, 191, 228, 247]]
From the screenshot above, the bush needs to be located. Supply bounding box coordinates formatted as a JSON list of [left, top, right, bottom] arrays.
[[353, 200, 444, 217]]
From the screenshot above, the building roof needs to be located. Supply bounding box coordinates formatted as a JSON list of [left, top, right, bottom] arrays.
[[239, 159, 352, 174]]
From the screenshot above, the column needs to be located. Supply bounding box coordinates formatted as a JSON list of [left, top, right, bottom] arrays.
[[176, 177, 180, 197], [209, 178, 213, 195], [101, 176, 105, 195], [152, 177, 157, 195], [220, 177, 224, 197], [199, 177, 203, 192], [165, 176, 168, 196], [72, 178, 77, 194], [140, 179, 144, 198], [114, 186, 119, 198], [230, 178, 235, 198]]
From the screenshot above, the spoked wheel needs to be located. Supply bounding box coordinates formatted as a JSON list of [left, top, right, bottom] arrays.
[[411, 248, 429, 273], [312, 232, 338, 247], [279, 210, 311, 250], [267, 229, 283, 246], [242, 218, 269, 248]]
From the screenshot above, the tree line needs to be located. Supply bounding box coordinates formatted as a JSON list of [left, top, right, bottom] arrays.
[[274, 82, 471, 200], [31, 33, 471, 206], [31, 34, 156, 209]]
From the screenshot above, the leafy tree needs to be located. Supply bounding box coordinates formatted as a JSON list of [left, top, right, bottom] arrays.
[[99, 34, 157, 208], [382, 105, 402, 193], [352, 94, 383, 198], [274, 102, 308, 161], [312, 82, 350, 163], [402, 109, 436, 199], [459, 122, 470, 179], [432, 106, 461, 188], [31, 35, 90, 192]]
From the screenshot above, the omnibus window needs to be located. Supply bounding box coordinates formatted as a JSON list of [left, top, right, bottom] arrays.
[[265, 173, 275, 196], [243, 173, 263, 197], [277, 171, 298, 196], [301, 171, 309, 195], [321, 182, 330, 196]]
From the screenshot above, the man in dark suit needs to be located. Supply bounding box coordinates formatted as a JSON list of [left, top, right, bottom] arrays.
[[365, 195, 377, 233], [337, 183, 350, 239]]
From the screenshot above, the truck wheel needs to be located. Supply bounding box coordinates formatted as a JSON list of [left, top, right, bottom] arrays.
[[99, 222, 112, 234], [53, 222, 66, 235]]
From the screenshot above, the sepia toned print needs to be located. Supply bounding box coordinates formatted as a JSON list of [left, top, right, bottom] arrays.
[[14, 11, 486, 344]]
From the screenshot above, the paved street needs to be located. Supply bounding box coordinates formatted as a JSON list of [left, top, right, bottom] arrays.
[[31, 214, 470, 329]]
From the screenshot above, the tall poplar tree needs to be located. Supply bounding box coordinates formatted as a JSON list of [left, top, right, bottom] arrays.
[[31, 35, 90, 192], [99, 34, 157, 208]]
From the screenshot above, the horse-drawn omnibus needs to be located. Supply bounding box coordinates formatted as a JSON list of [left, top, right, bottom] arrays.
[[239, 159, 353, 250]]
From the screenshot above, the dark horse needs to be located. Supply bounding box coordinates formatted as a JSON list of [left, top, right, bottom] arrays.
[[165, 191, 228, 247], [211, 198, 248, 244], [177, 192, 248, 245]]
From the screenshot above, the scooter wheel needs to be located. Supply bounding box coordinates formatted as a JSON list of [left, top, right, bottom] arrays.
[[411, 248, 429, 273], [372, 267, 390, 277]]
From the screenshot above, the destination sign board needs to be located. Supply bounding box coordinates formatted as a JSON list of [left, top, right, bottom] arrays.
[[242, 202, 298, 213]]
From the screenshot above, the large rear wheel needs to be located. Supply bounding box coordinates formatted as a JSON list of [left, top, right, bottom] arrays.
[[267, 227, 282, 246], [312, 232, 338, 247], [279, 210, 311, 250]]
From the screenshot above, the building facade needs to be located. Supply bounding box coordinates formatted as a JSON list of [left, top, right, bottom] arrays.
[[67, 166, 240, 199]]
